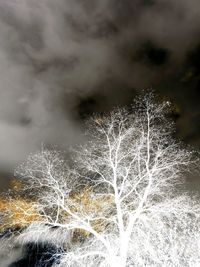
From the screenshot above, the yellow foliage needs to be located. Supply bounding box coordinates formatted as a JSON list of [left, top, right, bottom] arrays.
[[0, 185, 114, 241], [0, 198, 41, 231], [69, 187, 113, 214], [67, 187, 114, 237], [94, 117, 104, 126]]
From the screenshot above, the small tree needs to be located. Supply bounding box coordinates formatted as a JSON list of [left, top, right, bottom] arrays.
[[14, 93, 200, 266]]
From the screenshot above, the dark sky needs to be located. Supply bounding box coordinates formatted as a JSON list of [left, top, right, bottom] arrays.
[[0, 0, 200, 191]]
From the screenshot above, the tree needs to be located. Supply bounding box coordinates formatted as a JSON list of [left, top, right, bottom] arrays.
[[13, 93, 200, 267]]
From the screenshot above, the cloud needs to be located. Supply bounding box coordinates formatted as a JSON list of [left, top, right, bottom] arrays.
[[0, 0, 199, 180]]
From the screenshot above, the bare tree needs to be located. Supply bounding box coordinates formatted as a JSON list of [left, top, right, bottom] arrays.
[[15, 93, 200, 267]]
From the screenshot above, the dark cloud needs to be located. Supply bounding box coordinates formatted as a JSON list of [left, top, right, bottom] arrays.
[[135, 41, 170, 67]]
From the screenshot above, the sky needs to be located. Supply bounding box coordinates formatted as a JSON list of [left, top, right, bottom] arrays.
[[0, 0, 200, 191]]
